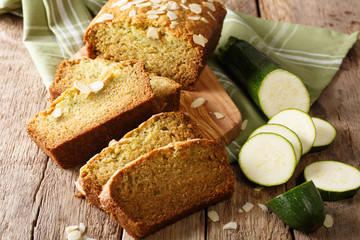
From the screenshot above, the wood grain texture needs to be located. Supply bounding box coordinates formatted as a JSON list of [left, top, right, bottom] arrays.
[[1, 0, 359, 239], [180, 66, 242, 146]]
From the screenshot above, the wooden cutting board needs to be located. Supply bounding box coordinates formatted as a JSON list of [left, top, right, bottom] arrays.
[[74, 47, 242, 146]]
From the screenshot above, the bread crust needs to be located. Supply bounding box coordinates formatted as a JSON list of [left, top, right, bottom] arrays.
[[99, 139, 235, 239]]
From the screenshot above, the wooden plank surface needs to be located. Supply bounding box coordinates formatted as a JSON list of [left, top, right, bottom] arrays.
[[0, 1, 359, 240]]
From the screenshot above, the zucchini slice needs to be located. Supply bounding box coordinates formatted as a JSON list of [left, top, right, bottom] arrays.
[[269, 109, 316, 155], [304, 161, 360, 201], [250, 123, 302, 164], [218, 37, 310, 118], [239, 133, 297, 186], [311, 117, 337, 152], [266, 181, 325, 233]]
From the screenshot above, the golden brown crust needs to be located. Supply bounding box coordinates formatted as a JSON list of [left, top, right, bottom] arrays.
[[77, 111, 203, 207], [27, 60, 159, 169], [85, 0, 226, 47], [99, 139, 235, 239]]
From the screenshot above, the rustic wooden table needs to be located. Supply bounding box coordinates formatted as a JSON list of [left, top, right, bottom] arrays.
[[0, 0, 359, 239]]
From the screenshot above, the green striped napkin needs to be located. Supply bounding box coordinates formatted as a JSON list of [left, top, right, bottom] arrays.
[[1, 1, 358, 163]]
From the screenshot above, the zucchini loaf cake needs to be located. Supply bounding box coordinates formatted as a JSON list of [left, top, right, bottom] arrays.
[[76, 111, 202, 208], [84, 0, 227, 89], [50, 58, 181, 112], [99, 139, 235, 239], [27, 60, 159, 168]]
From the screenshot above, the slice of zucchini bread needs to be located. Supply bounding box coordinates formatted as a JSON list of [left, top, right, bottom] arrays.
[[27, 60, 158, 168], [84, 0, 227, 89], [76, 111, 202, 207], [99, 139, 235, 239], [50, 58, 181, 112]]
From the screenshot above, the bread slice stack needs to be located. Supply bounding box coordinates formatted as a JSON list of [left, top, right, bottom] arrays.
[[100, 139, 234, 239], [76, 111, 203, 207], [27, 60, 160, 168], [26, 0, 233, 237], [76, 112, 235, 239]]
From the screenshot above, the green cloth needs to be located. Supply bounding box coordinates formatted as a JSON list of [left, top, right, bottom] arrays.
[[1, 1, 358, 163]]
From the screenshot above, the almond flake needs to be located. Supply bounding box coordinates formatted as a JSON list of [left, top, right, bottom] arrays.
[[148, 14, 159, 19], [65, 226, 79, 235], [111, 0, 128, 8], [89, 81, 104, 92], [74, 181, 86, 196], [132, 0, 147, 4], [136, 2, 151, 7], [95, 13, 114, 23], [257, 203, 268, 212], [223, 222, 237, 230], [241, 119, 248, 130], [147, 27, 159, 39], [52, 108, 62, 119], [201, 17, 209, 23], [152, 3, 161, 8], [108, 139, 118, 147], [159, 4, 167, 11], [323, 214, 334, 228], [238, 208, 244, 213], [242, 202, 254, 212], [129, 9, 137, 17], [167, 11, 178, 20], [74, 81, 91, 95], [207, 210, 220, 222], [180, 4, 189, 9], [146, 9, 165, 15], [167, 1, 180, 10], [254, 185, 263, 192], [170, 21, 179, 29], [214, 112, 224, 119], [191, 97, 206, 108], [208, 11, 216, 20], [193, 34, 208, 47], [67, 230, 81, 240], [188, 16, 200, 20], [151, 0, 162, 3], [79, 223, 86, 234], [189, 3, 202, 14], [204, 2, 216, 11], [120, 2, 134, 11]]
